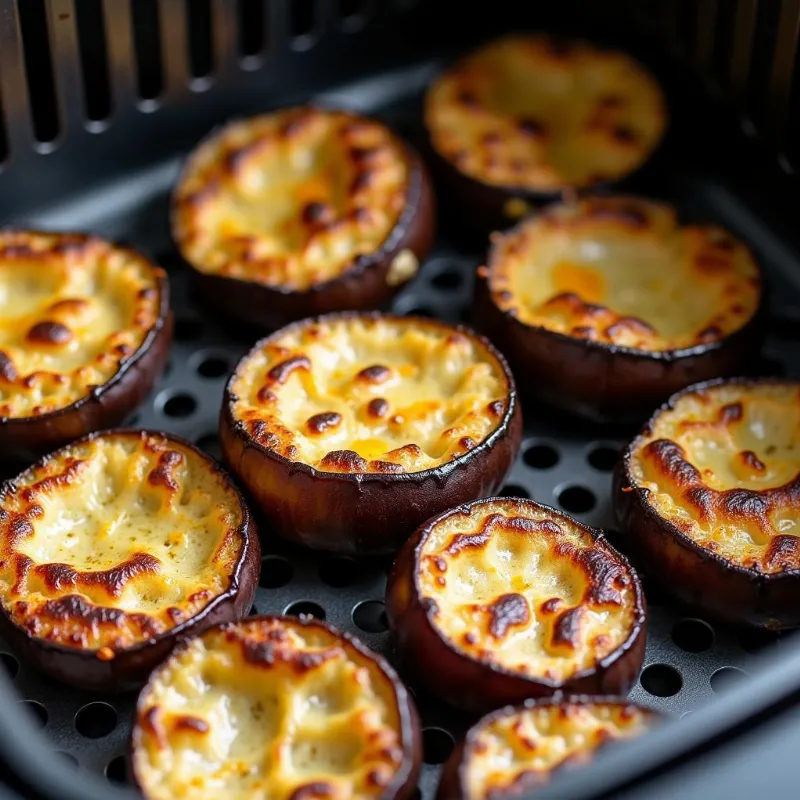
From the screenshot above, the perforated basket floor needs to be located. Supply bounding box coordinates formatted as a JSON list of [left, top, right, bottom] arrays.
[[2, 64, 800, 799]]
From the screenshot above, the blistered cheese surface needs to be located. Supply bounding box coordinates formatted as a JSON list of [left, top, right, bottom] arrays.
[[133, 617, 407, 800], [630, 381, 800, 573], [487, 196, 761, 351], [230, 315, 509, 474], [0, 231, 165, 418], [418, 499, 639, 680], [173, 107, 411, 291], [463, 702, 655, 799], [0, 432, 245, 650], [425, 35, 666, 192]]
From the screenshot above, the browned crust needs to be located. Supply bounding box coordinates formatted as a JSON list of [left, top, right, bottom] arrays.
[[0, 429, 260, 692], [435, 696, 663, 800], [385, 498, 646, 714], [473, 212, 766, 423], [219, 311, 522, 555], [129, 615, 422, 799], [615, 377, 800, 629], [171, 110, 436, 330], [0, 231, 173, 465]]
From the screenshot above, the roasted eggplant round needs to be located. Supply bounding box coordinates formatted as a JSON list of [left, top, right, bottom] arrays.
[[172, 106, 435, 329], [475, 196, 764, 422], [425, 35, 667, 231], [616, 378, 800, 629], [220, 312, 522, 555], [130, 614, 422, 800], [386, 497, 646, 714], [0, 429, 259, 691], [0, 230, 172, 464], [437, 697, 659, 799]]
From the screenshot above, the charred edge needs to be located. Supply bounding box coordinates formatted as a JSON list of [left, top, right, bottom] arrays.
[[644, 439, 702, 485], [446, 514, 562, 555], [578, 547, 628, 606], [306, 412, 342, 435], [370, 460, 405, 474], [239, 637, 339, 673], [367, 398, 389, 418], [720, 402, 743, 423], [319, 450, 368, 472], [142, 706, 166, 748], [26, 321, 73, 345], [540, 597, 564, 615], [551, 606, 584, 650], [267, 356, 311, 384], [487, 399, 505, 417], [28, 458, 88, 497], [356, 364, 392, 384], [35, 553, 161, 598], [765, 535, 800, 571], [487, 593, 530, 639]]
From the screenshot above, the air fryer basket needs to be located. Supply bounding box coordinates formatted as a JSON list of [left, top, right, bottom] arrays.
[[1, 2, 800, 798]]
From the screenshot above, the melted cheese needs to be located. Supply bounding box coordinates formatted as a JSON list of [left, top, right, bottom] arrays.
[[630, 380, 800, 572], [463, 701, 655, 799], [230, 315, 509, 473], [425, 35, 666, 192], [0, 432, 245, 650], [488, 197, 761, 351], [0, 231, 165, 418], [418, 498, 639, 680], [132, 617, 408, 800], [173, 107, 411, 291]]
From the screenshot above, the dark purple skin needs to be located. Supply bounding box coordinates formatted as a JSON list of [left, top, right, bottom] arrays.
[[127, 614, 423, 799], [472, 253, 767, 425], [436, 696, 663, 799], [0, 262, 172, 467], [0, 429, 260, 692], [175, 132, 437, 331], [386, 499, 647, 715], [614, 377, 800, 629], [219, 312, 523, 556]]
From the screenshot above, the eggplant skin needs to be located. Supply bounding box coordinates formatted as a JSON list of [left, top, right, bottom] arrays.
[[435, 697, 662, 800], [385, 501, 646, 715], [219, 315, 522, 555], [127, 615, 422, 800], [0, 431, 260, 692], [614, 378, 800, 629], [175, 120, 436, 331], [0, 265, 172, 467], [474, 269, 766, 425]]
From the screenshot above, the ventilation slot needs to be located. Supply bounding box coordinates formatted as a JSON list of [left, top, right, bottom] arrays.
[[18, 0, 60, 144], [75, 0, 112, 123], [290, 0, 318, 48], [186, 0, 214, 82], [238, 0, 266, 63], [131, 0, 164, 104]]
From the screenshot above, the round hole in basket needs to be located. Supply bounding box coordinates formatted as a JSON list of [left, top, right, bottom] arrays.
[[284, 600, 326, 620], [640, 664, 682, 697], [587, 444, 621, 472], [710, 666, 748, 693], [18, 700, 48, 728], [0, 652, 19, 679], [195, 353, 230, 379], [556, 485, 596, 514], [672, 619, 714, 653], [259, 556, 294, 588], [75, 702, 117, 739], [105, 755, 127, 784], [523, 443, 559, 469], [352, 600, 389, 633], [431, 269, 463, 291], [423, 727, 455, 764], [195, 432, 222, 460], [159, 392, 198, 418], [499, 483, 530, 499]]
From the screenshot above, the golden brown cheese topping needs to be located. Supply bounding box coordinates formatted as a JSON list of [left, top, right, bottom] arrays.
[[133, 617, 408, 800], [418, 498, 639, 680], [230, 315, 509, 474], [172, 107, 411, 291], [629, 380, 800, 573], [425, 36, 666, 193], [0, 231, 165, 418], [487, 197, 761, 351], [0, 432, 245, 651], [462, 701, 655, 799]]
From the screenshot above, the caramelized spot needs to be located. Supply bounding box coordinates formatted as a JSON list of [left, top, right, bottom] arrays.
[[488, 593, 530, 639], [367, 398, 389, 419], [739, 450, 766, 472], [267, 356, 311, 384], [306, 412, 342, 435], [173, 716, 210, 734], [357, 364, 392, 384], [301, 202, 336, 226], [551, 606, 584, 650], [319, 450, 368, 473], [26, 321, 73, 345], [518, 117, 547, 137]]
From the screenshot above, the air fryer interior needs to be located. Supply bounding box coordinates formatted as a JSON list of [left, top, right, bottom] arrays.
[[1, 2, 800, 799]]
